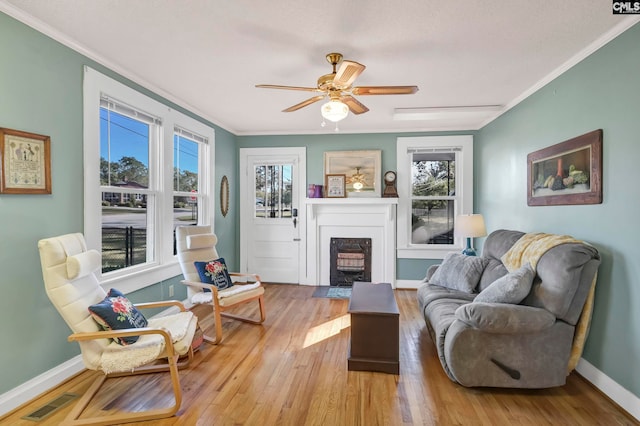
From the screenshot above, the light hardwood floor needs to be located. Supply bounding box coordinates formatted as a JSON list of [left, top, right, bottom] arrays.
[[2, 284, 636, 425]]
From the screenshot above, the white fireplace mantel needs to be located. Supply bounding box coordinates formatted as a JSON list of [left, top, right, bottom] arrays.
[[305, 198, 397, 287]]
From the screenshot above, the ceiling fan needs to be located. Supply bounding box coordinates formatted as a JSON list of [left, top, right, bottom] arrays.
[[256, 53, 419, 122]]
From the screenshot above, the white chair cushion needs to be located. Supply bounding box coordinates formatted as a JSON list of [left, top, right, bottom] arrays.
[[190, 283, 263, 305], [219, 282, 261, 298], [99, 311, 195, 374], [100, 333, 164, 374], [187, 233, 218, 249], [66, 249, 101, 280]]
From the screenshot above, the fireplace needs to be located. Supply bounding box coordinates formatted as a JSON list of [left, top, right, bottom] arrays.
[[330, 238, 371, 286], [305, 198, 397, 286]]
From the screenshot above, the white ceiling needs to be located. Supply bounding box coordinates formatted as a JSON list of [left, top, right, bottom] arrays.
[[2, 1, 638, 135]]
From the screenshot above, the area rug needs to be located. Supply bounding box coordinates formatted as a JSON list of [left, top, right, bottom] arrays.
[[312, 286, 352, 299]]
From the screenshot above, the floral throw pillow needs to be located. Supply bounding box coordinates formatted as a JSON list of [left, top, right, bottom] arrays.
[[88, 288, 148, 345], [194, 258, 234, 292]]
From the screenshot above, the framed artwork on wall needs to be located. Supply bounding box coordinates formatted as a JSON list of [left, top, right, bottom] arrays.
[[325, 174, 346, 198], [527, 129, 602, 206], [0, 127, 51, 194], [323, 150, 381, 197]]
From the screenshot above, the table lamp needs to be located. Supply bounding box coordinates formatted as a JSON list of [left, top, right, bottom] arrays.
[[455, 214, 487, 256]]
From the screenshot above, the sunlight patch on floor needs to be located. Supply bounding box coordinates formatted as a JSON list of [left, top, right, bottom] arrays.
[[303, 314, 351, 348]]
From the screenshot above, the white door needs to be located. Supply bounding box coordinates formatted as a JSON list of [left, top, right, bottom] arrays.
[[240, 147, 306, 284]]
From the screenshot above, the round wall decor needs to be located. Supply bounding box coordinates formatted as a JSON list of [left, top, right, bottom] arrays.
[[220, 175, 229, 217]]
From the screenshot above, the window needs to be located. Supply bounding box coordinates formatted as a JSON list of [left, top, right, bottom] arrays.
[[100, 100, 157, 273], [396, 136, 473, 259], [84, 67, 214, 293], [173, 127, 208, 239]]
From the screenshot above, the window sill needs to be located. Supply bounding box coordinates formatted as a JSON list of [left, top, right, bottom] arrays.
[[100, 261, 182, 294], [396, 247, 463, 260]]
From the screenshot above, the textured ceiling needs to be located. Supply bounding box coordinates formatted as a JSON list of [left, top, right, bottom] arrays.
[[2, 1, 638, 135]]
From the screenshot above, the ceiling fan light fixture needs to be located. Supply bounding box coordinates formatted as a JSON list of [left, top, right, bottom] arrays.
[[321, 100, 349, 122]]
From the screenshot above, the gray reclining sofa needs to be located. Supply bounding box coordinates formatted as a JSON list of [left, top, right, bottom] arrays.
[[417, 229, 600, 388]]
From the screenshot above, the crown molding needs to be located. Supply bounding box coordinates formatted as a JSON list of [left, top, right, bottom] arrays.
[[0, 1, 237, 135], [479, 16, 640, 129]]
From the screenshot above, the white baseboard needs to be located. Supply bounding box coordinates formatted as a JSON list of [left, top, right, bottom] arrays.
[[395, 279, 422, 289], [0, 355, 85, 417], [575, 358, 640, 421], [0, 301, 188, 417]]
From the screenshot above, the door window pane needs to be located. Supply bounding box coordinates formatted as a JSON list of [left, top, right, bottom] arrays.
[[254, 164, 293, 218], [281, 164, 292, 218]]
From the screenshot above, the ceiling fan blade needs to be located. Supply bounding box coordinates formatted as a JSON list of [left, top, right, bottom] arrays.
[[333, 60, 366, 88], [256, 84, 323, 92], [282, 95, 326, 112], [340, 95, 369, 115], [352, 86, 419, 95]]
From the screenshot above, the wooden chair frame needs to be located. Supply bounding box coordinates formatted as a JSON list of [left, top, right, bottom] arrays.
[[62, 300, 194, 426], [181, 273, 266, 344]]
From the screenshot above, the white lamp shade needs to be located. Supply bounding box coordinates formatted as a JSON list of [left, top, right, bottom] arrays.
[[455, 214, 487, 238], [321, 100, 349, 122]]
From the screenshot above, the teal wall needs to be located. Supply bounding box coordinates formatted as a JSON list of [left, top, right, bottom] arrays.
[[237, 131, 474, 187], [0, 12, 238, 394], [476, 23, 640, 397], [236, 131, 475, 281]]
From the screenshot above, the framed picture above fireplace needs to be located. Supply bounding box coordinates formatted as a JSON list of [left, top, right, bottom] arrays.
[[325, 174, 346, 198], [323, 150, 381, 197]]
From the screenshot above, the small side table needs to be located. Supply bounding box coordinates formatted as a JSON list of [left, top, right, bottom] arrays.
[[347, 282, 399, 374]]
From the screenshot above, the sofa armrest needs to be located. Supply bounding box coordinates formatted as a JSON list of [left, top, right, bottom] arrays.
[[455, 302, 556, 334]]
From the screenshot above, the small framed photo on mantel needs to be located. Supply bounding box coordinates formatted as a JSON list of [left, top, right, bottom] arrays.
[[325, 174, 346, 198], [0, 127, 51, 194]]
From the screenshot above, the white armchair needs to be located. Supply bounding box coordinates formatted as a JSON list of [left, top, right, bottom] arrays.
[[176, 225, 265, 344], [38, 232, 198, 425]]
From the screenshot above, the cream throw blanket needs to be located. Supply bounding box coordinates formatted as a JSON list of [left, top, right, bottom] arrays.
[[501, 233, 597, 374]]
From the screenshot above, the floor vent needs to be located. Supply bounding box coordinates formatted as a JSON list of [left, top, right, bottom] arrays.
[[21, 393, 78, 422]]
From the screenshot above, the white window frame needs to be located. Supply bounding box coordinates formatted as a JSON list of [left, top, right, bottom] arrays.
[[83, 66, 215, 293], [396, 135, 473, 259]]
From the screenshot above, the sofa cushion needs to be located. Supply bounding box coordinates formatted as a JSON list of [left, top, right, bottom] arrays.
[[523, 243, 600, 323], [429, 253, 489, 293], [417, 284, 476, 316], [475, 263, 534, 304], [455, 302, 556, 333], [482, 230, 526, 261], [477, 259, 509, 292], [88, 288, 148, 345]]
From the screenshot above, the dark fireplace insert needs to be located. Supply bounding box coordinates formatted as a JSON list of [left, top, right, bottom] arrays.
[[330, 237, 372, 286]]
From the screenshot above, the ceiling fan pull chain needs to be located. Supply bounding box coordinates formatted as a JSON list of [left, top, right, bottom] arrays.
[[334, 122, 339, 132]]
